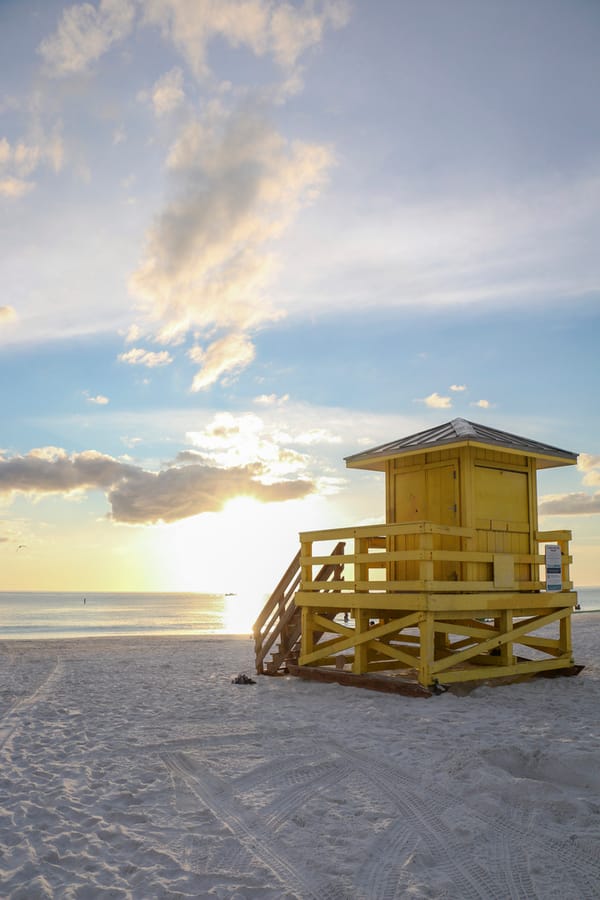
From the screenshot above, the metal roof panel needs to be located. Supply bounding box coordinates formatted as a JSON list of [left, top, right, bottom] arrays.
[[345, 418, 577, 468]]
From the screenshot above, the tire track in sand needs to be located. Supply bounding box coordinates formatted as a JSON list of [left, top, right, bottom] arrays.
[[163, 750, 351, 900], [0, 656, 65, 750], [329, 739, 600, 900]]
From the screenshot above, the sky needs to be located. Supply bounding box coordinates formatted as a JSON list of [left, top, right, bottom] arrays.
[[1, 0, 600, 608]]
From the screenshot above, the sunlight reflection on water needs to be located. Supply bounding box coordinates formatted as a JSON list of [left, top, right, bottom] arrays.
[[0, 591, 263, 639]]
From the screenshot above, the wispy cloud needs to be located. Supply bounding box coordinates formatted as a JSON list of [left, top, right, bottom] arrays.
[[118, 348, 173, 368], [471, 399, 491, 408], [188, 333, 255, 391], [129, 101, 334, 384], [417, 392, 452, 409], [253, 393, 289, 406], [143, 67, 185, 117], [139, 0, 350, 78], [86, 394, 110, 406], [450, 384, 466, 392], [0, 176, 34, 198], [38, 0, 136, 76], [39, 0, 349, 80], [282, 169, 600, 319], [0, 129, 64, 198]]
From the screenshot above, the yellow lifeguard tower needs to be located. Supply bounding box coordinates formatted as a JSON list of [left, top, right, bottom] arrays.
[[254, 419, 579, 694]]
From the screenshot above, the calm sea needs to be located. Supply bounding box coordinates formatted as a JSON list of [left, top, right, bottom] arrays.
[[0, 587, 599, 641], [0, 592, 256, 640]]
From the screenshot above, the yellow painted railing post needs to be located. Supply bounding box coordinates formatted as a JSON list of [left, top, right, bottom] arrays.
[[560, 610, 573, 661], [300, 539, 312, 590], [419, 529, 434, 585], [353, 608, 370, 674], [419, 612, 435, 687], [355, 534, 368, 591], [300, 607, 314, 661]]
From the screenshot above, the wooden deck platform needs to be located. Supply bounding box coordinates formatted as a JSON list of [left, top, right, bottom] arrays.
[[286, 661, 584, 698], [287, 664, 433, 698]]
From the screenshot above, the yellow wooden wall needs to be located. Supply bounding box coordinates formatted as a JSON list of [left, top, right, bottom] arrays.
[[384, 446, 539, 585]]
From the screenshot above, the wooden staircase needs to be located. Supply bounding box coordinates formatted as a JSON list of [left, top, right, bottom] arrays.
[[253, 542, 345, 675]]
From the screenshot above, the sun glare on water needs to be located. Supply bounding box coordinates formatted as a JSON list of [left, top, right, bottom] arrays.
[[220, 591, 263, 634], [155, 494, 307, 632]]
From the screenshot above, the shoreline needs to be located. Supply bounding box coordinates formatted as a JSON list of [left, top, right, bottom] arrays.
[[0, 630, 253, 642], [2, 607, 599, 642]]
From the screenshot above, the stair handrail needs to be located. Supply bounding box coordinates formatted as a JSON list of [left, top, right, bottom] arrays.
[[254, 541, 345, 674], [254, 550, 301, 672]]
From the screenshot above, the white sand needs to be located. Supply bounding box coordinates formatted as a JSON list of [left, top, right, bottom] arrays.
[[1, 618, 599, 900]]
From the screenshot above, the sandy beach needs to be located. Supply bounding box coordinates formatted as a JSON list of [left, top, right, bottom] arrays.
[[1, 617, 599, 899]]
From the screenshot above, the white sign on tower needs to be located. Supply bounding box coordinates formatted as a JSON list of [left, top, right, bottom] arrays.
[[545, 544, 562, 592]]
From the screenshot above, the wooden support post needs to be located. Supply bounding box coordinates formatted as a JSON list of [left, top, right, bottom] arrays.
[[353, 608, 370, 674], [300, 607, 314, 661], [419, 612, 435, 687], [498, 609, 513, 665], [559, 608, 573, 661], [434, 628, 448, 658]]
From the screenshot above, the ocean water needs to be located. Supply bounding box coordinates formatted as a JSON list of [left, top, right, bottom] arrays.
[[0, 587, 598, 641], [0, 592, 254, 640]]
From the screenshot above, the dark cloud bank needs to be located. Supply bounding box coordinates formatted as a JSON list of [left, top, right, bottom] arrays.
[[0, 449, 314, 524]]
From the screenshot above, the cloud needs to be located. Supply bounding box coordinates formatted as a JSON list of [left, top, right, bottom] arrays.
[[578, 453, 600, 486], [253, 393, 289, 406], [0, 176, 34, 198], [121, 436, 143, 448], [128, 102, 333, 378], [0, 306, 17, 322], [269, 0, 350, 69], [149, 67, 185, 116], [0, 447, 134, 495], [108, 462, 313, 523], [188, 332, 256, 391], [0, 130, 65, 197], [86, 394, 110, 405], [186, 411, 310, 475], [281, 165, 600, 322], [418, 392, 452, 409], [539, 492, 600, 516], [450, 384, 466, 392], [140, 0, 350, 78], [118, 347, 174, 367], [292, 429, 342, 446], [471, 399, 491, 408], [0, 445, 314, 524], [39, 0, 349, 82], [38, 0, 136, 76]]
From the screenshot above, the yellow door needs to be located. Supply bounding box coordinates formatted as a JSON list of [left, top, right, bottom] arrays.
[[426, 464, 459, 580], [474, 465, 530, 582], [391, 463, 458, 582]]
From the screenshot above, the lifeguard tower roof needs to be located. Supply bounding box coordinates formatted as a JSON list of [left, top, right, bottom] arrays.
[[345, 417, 578, 471]]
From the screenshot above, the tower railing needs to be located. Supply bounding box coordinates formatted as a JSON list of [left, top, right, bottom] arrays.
[[298, 522, 573, 597]]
